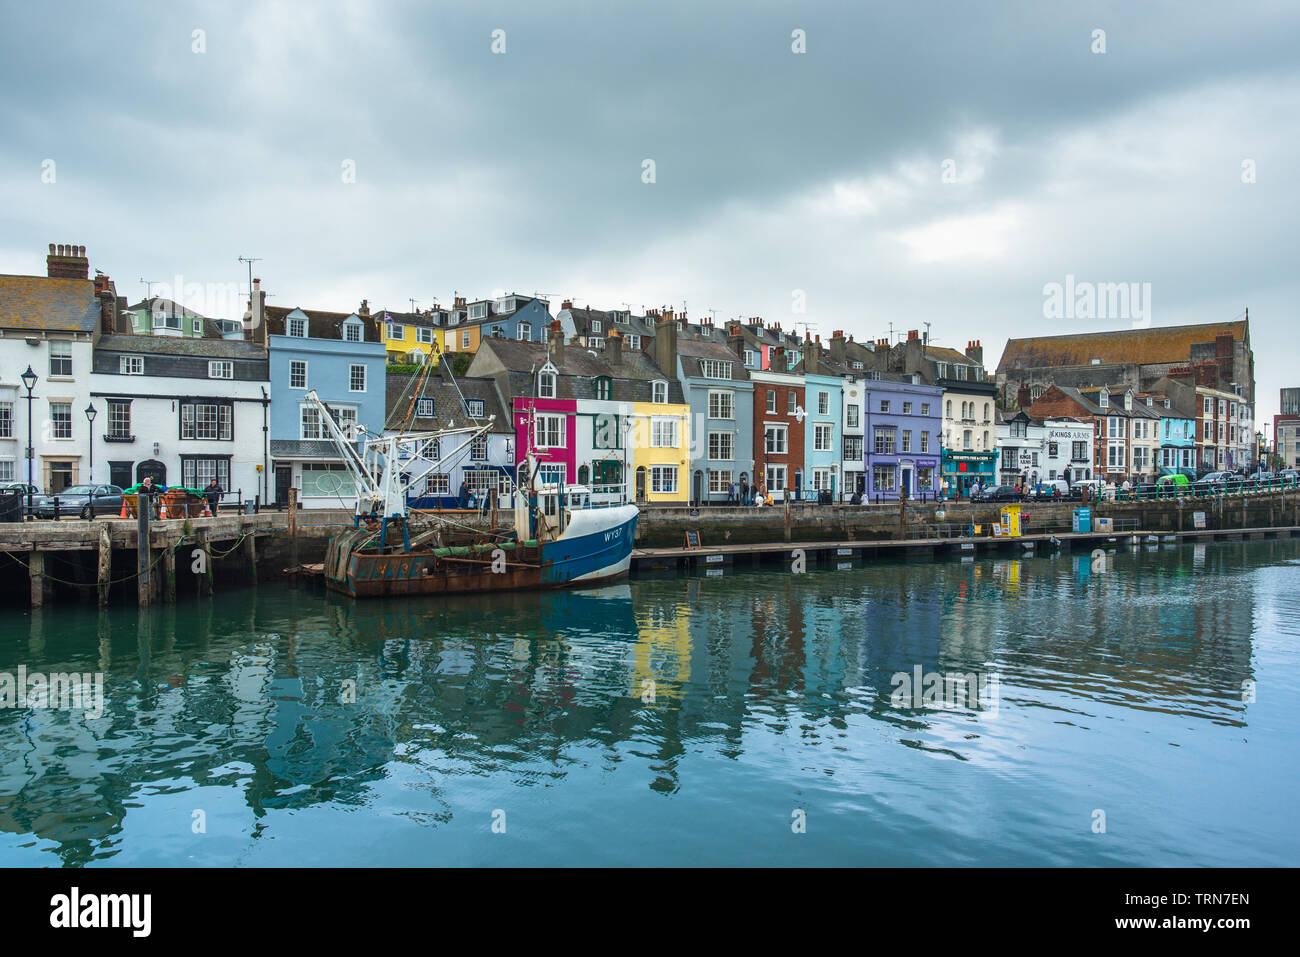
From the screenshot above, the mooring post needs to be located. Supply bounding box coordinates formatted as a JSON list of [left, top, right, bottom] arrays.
[[97, 523, 112, 607], [137, 500, 151, 607], [245, 532, 257, 584], [29, 549, 45, 608], [163, 538, 177, 602], [783, 496, 791, 542], [198, 529, 214, 598], [898, 495, 906, 540], [288, 487, 299, 572]]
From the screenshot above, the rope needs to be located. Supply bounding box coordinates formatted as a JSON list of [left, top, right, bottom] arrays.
[[6, 544, 168, 588]]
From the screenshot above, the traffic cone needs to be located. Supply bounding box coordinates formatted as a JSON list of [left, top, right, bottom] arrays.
[[202, 502, 212, 517], [119, 499, 129, 518]]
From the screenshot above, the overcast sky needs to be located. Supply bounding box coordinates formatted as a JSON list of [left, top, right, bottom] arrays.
[[2, 1, 1296, 423]]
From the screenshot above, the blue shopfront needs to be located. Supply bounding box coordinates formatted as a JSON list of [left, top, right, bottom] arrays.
[[941, 450, 996, 498]]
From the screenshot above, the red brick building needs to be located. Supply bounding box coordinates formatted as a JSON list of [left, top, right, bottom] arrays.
[[749, 346, 805, 500]]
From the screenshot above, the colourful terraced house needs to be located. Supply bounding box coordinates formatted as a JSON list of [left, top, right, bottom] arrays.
[[378, 309, 444, 366]]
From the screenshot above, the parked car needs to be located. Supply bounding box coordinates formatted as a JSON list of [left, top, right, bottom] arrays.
[[32, 484, 125, 519], [1024, 479, 1070, 501], [0, 482, 41, 514], [1278, 469, 1300, 486], [1155, 474, 1190, 497], [1194, 471, 1230, 492], [973, 484, 1023, 503]]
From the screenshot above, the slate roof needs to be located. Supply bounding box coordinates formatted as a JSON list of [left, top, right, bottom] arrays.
[[270, 439, 347, 458], [0, 275, 100, 333], [96, 333, 268, 360], [676, 338, 750, 381], [385, 368, 513, 434], [469, 338, 686, 403], [266, 305, 381, 342], [998, 321, 1248, 372]]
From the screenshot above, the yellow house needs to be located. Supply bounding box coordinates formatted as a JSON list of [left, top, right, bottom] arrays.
[[379, 310, 444, 365], [631, 400, 690, 504]]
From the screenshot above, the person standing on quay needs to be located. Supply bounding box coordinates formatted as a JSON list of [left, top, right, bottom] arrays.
[[727, 480, 736, 506]]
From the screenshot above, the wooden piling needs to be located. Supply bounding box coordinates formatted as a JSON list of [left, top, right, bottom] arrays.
[[288, 487, 299, 572], [97, 524, 112, 607], [163, 540, 176, 602], [30, 550, 45, 608], [245, 532, 257, 584], [197, 530, 214, 598], [137, 502, 151, 607]]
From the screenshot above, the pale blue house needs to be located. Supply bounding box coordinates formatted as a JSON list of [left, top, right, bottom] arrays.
[[796, 342, 847, 501], [264, 302, 387, 508]]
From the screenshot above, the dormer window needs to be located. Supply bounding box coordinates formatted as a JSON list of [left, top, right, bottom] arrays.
[[416, 398, 434, 417], [1123, 392, 1132, 410], [465, 398, 486, 418], [468, 303, 487, 320], [591, 320, 602, 334], [498, 297, 515, 313], [288, 316, 306, 338], [1099, 389, 1109, 409], [538, 363, 558, 399], [344, 321, 362, 342], [595, 376, 612, 401], [652, 380, 668, 404]]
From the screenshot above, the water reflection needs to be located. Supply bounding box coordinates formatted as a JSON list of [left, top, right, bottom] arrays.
[[0, 539, 1294, 866]]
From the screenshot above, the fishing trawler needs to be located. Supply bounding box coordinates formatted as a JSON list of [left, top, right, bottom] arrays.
[[306, 376, 638, 599]]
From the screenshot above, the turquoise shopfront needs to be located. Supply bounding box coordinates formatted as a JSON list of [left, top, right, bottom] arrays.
[[941, 449, 996, 498]]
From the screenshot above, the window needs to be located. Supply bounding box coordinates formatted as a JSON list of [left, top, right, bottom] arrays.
[[426, 473, 450, 495], [650, 465, 677, 493], [625, 334, 640, 351], [182, 402, 233, 440], [349, 364, 366, 392], [119, 356, 144, 375], [744, 349, 757, 368], [818, 391, 829, 415], [416, 398, 434, 417], [469, 303, 487, 320], [708, 431, 734, 460], [539, 370, 557, 398], [344, 322, 362, 342], [708, 390, 734, 420], [814, 423, 833, 451], [708, 469, 732, 493], [651, 417, 678, 448], [921, 432, 929, 453], [0, 402, 10, 438], [766, 425, 788, 454], [843, 436, 863, 459], [881, 400, 890, 413], [209, 360, 233, 380], [946, 400, 952, 417], [1108, 417, 1123, 438], [963, 429, 972, 450], [652, 380, 668, 404], [387, 323, 405, 340], [984, 402, 990, 421], [921, 403, 930, 416], [49, 342, 72, 377], [767, 390, 777, 413], [594, 377, 612, 400], [290, 360, 308, 389], [873, 465, 896, 491], [107, 400, 131, 439], [589, 337, 604, 349], [765, 464, 787, 491], [535, 414, 564, 449], [902, 402, 912, 415], [181, 456, 230, 491], [901, 430, 912, 452], [417, 327, 433, 344], [874, 428, 895, 454], [301, 405, 322, 440], [465, 399, 486, 418], [0, 460, 12, 482], [50, 402, 72, 439], [846, 404, 859, 428], [302, 463, 356, 498], [471, 435, 488, 460], [590, 319, 602, 334], [461, 330, 471, 348], [789, 392, 798, 414], [288, 316, 306, 338], [812, 468, 833, 491], [519, 325, 532, 342], [699, 359, 732, 380]]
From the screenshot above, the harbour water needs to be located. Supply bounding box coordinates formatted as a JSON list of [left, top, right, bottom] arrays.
[[1, 539, 1297, 867]]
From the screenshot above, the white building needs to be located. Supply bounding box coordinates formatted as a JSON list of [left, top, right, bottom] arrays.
[[0, 245, 116, 492], [89, 335, 270, 500], [997, 412, 1093, 485]]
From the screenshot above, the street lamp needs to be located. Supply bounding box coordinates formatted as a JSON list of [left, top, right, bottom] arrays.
[[85, 403, 97, 484], [20, 365, 37, 519]]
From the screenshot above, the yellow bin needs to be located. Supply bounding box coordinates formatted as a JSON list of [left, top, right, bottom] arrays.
[[999, 504, 1022, 536]]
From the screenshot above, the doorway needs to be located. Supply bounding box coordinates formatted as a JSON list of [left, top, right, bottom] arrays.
[[275, 464, 293, 505], [136, 459, 166, 486], [636, 466, 647, 503], [109, 461, 133, 489], [692, 469, 703, 505], [900, 467, 912, 498], [47, 460, 76, 494]]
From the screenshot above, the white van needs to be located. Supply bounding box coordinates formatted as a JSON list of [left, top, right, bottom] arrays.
[[1027, 478, 1070, 500]]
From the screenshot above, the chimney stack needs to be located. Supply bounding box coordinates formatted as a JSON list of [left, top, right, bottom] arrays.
[[46, 243, 89, 280], [964, 339, 984, 366], [561, 299, 573, 310], [653, 312, 678, 380], [907, 329, 919, 341], [548, 319, 565, 354], [607, 327, 622, 365], [771, 346, 787, 374], [828, 329, 846, 365], [1017, 386, 1032, 410]]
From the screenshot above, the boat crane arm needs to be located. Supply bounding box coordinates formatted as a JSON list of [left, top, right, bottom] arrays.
[[303, 389, 382, 511]]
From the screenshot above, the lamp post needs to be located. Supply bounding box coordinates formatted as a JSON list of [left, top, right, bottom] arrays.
[[85, 403, 97, 484], [20, 365, 37, 519]]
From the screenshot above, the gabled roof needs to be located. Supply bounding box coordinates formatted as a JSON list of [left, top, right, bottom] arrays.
[[998, 320, 1248, 372], [95, 333, 267, 360], [468, 338, 685, 403], [0, 275, 100, 333], [266, 305, 381, 342], [385, 369, 512, 434]]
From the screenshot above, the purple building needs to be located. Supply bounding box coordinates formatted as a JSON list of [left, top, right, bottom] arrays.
[[863, 374, 944, 501]]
